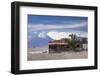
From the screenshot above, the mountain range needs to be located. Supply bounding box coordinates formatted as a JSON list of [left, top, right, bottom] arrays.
[[28, 31, 87, 48]]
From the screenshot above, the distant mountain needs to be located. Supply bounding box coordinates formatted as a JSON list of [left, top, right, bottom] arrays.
[[28, 34, 53, 48], [78, 37, 88, 44], [28, 31, 87, 48]]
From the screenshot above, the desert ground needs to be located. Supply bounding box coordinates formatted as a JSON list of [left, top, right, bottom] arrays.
[[28, 46, 88, 61]]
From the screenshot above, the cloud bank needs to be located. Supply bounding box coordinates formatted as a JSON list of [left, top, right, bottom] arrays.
[[28, 21, 87, 32]]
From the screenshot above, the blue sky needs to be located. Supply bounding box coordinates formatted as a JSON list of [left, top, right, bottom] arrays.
[[28, 15, 88, 48], [28, 15, 88, 32]]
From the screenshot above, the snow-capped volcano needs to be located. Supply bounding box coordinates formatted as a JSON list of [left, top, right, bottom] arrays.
[[28, 31, 53, 48], [28, 31, 87, 48]]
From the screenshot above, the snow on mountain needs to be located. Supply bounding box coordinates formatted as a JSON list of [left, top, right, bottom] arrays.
[[47, 31, 71, 40], [28, 31, 53, 48], [28, 31, 87, 48], [47, 31, 87, 40]]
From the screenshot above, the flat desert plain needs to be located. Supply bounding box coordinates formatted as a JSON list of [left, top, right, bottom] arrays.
[[28, 46, 88, 61]]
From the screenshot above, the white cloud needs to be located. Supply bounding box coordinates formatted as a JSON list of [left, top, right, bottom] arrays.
[[76, 33, 87, 38], [33, 32, 37, 34], [38, 31, 47, 38], [28, 21, 87, 32], [47, 31, 87, 40], [47, 31, 71, 40]]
